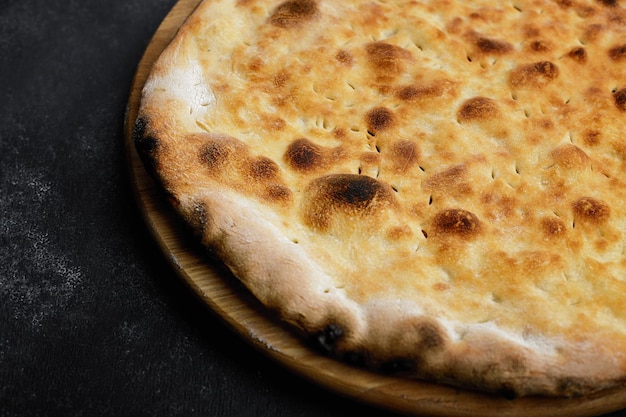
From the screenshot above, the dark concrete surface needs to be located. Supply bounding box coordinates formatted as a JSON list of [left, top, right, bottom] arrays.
[[0, 1, 624, 417]]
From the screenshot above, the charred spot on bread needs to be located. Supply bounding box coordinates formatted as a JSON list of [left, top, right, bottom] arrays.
[[263, 183, 292, 203], [270, 0, 318, 28], [398, 84, 438, 101], [198, 134, 248, 169], [573, 197, 610, 223], [397, 79, 456, 102], [311, 323, 344, 353], [609, 44, 626, 61], [199, 142, 228, 168], [457, 97, 500, 122], [379, 358, 417, 374], [186, 199, 210, 233], [365, 42, 412, 75], [272, 72, 289, 88], [556, 377, 589, 397], [510, 61, 559, 88], [366, 107, 394, 133], [397, 85, 423, 101], [303, 174, 398, 230], [541, 217, 567, 238], [475, 36, 513, 54], [133, 117, 160, 174], [433, 209, 481, 237], [325, 174, 383, 206], [416, 320, 447, 350], [133, 117, 149, 143], [582, 129, 601, 146], [529, 39, 551, 53], [497, 384, 518, 400], [342, 350, 367, 366], [614, 88, 626, 111], [134, 134, 159, 161], [249, 156, 280, 180], [284, 138, 324, 171], [566, 47, 587, 63], [335, 49, 353, 66]]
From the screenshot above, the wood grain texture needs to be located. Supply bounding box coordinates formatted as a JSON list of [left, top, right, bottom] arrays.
[[123, 1, 626, 415]]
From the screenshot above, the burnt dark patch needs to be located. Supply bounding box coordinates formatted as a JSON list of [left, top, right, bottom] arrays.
[[397, 83, 446, 101], [529, 39, 550, 52], [434, 209, 481, 237], [609, 44, 626, 61], [379, 358, 416, 374], [133, 117, 148, 141], [597, 0, 618, 6], [134, 132, 158, 158], [567, 46, 587, 63], [335, 49, 353, 66], [304, 174, 397, 230], [249, 156, 279, 180], [199, 141, 231, 168], [365, 42, 411, 74], [366, 107, 394, 133], [311, 323, 343, 354], [614, 88, 626, 111], [264, 183, 292, 203], [531, 60, 558, 76], [497, 384, 518, 400], [416, 321, 446, 350], [342, 351, 367, 367], [573, 197, 610, 223], [510, 61, 559, 88], [557, 377, 588, 397], [133, 117, 159, 174], [187, 200, 209, 232], [457, 96, 499, 122], [273, 72, 289, 88], [326, 174, 383, 208], [270, 0, 318, 28], [398, 85, 421, 100], [476, 37, 513, 54], [284, 138, 324, 171], [541, 217, 566, 237], [583, 129, 601, 146]]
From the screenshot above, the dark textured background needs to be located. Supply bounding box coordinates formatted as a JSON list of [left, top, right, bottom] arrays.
[[1, 1, 625, 416]]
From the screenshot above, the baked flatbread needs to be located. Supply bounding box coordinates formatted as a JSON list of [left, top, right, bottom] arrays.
[[134, 0, 626, 397]]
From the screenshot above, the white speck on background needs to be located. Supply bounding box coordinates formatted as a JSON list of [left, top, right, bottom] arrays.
[[1, 164, 83, 331]]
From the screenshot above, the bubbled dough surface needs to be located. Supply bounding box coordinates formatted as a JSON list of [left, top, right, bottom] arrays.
[[138, 0, 626, 395]]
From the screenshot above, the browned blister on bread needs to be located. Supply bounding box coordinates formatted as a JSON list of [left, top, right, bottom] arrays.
[[136, 0, 626, 397]]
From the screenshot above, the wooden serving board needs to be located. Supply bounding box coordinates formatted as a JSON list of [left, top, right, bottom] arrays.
[[124, 1, 626, 415]]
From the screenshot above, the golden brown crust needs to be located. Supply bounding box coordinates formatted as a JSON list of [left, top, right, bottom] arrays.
[[135, 0, 626, 397]]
